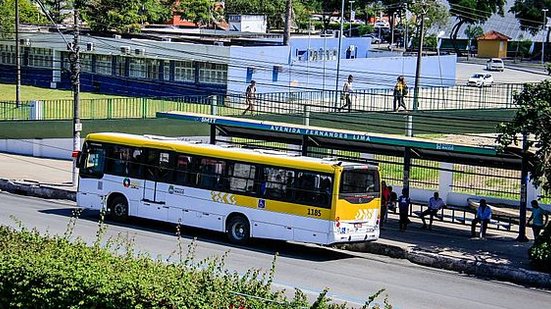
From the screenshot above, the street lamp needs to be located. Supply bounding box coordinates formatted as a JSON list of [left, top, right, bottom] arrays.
[[349, 1, 355, 37], [412, 3, 428, 112], [542, 9, 548, 65]]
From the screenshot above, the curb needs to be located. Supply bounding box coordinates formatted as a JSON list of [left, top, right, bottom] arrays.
[[345, 241, 551, 289], [0, 178, 76, 201]]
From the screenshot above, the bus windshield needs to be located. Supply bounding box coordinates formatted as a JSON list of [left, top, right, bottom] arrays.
[[340, 168, 379, 196]]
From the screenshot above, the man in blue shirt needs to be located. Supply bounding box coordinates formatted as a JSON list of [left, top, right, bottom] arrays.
[[528, 200, 549, 239], [471, 199, 492, 238]]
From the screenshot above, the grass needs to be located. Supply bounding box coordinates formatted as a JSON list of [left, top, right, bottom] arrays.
[[0, 84, 127, 101]]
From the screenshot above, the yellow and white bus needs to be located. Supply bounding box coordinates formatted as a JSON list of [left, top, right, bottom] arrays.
[[77, 132, 381, 244]]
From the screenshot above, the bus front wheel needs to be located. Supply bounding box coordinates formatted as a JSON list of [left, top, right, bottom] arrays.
[[109, 196, 128, 222], [227, 216, 250, 244]]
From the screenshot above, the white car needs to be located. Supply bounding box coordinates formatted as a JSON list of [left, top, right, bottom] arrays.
[[486, 58, 504, 71], [467, 73, 494, 87]]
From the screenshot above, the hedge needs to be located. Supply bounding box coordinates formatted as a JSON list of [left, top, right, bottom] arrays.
[[529, 223, 551, 273], [0, 221, 391, 308]]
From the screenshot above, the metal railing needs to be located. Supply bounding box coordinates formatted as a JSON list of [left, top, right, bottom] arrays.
[[0, 83, 527, 122]]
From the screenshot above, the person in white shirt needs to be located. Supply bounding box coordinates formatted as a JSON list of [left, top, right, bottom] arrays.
[[340, 75, 353, 112], [471, 199, 492, 238], [420, 192, 446, 230]]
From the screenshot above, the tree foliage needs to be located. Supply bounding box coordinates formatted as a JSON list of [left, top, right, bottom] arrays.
[[0, 0, 46, 38], [80, 0, 173, 33], [510, 0, 551, 36], [448, 0, 506, 54], [175, 0, 223, 26], [42, 0, 72, 24], [497, 80, 551, 192]]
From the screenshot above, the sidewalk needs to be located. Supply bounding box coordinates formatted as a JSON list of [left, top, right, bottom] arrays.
[[1, 152, 550, 288]]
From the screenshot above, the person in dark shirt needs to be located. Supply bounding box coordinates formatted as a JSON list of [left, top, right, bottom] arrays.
[[398, 188, 411, 232]]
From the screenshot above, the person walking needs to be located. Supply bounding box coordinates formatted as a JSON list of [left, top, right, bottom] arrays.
[[340, 75, 353, 112], [398, 188, 411, 232], [419, 192, 445, 230], [528, 200, 549, 240], [242, 80, 257, 115], [471, 199, 492, 238], [393, 75, 408, 111]]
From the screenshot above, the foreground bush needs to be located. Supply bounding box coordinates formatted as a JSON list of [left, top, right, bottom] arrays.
[[0, 220, 391, 308], [529, 223, 551, 273]]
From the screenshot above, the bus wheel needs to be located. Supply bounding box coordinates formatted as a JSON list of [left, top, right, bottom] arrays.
[[110, 196, 128, 222], [227, 216, 250, 244]]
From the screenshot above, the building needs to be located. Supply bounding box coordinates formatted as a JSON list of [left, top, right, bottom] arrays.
[[0, 29, 456, 99], [477, 31, 511, 58]]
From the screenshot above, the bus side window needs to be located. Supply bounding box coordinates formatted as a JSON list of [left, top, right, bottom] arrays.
[[175, 154, 192, 185], [198, 158, 226, 190], [229, 162, 256, 194]]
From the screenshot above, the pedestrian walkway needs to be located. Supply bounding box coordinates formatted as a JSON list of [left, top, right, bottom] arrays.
[[0, 152, 549, 288]]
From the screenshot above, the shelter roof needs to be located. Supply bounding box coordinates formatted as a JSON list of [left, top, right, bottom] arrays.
[[157, 112, 533, 170]]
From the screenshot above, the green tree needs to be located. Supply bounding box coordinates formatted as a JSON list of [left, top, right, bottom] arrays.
[[43, 0, 72, 24], [175, 0, 223, 27], [497, 80, 551, 192], [81, 0, 172, 33], [510, 0, 551, 36], [464, 24, 483, 56], [448, 0, 506, 55], [0, 0, 46, 38]]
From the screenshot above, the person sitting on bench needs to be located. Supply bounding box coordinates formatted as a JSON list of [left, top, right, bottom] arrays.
[[471, 199, 492, 238], [419, 192, 445, 230]]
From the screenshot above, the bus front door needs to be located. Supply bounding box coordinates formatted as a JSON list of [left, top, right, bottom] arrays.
[[141, 150, 171, 221]]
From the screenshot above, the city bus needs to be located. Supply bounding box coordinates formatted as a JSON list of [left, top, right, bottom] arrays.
[[76, 132, 381, 245]]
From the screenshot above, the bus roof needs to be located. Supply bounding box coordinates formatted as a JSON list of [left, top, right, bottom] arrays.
[[85, 132, 378, 174]]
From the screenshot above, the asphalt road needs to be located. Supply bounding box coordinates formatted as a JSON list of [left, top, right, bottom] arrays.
[[456, 63, 548, 84], [1, 192, 550, 309]]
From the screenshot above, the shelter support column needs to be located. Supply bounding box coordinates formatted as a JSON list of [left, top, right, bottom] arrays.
[[517, 133, 529, 242], [439, 162, 453, 202], [210, 125, 216, 145], [402, 147, 411, 196], [301, 136, 309, 156]]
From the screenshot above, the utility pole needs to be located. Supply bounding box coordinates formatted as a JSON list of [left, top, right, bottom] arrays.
[[70, 9, 81, 186], [349, 1, 355, 37], [412, 1, 427, 111], [334, 0, 345, 109], [15, 0, 21, 108], [283, 0, 292, 45], [542, 9, 548, 65], [517, 132, 529, 242]]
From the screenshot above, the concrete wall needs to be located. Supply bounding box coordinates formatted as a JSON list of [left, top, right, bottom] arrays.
[[227, 49, 457, 94]]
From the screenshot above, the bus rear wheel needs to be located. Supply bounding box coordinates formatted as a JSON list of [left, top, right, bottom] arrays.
[[109, 196, 128, 222], [227, 216, 250, 244]]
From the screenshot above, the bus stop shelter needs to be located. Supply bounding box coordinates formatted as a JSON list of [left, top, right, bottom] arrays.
[[156, 111, 534, 241]]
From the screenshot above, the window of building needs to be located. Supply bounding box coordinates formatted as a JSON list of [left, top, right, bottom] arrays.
[[163, 60, 171, 81], [28, 47, 53, 68], [129, 58, 146, 79], [147, 59, 160, 80], [0, 45, 15, 65], [96, 55, 112, 75], [246, 67, 254, 83], [174, 60, 194, 82], [115, 57, 126, 76], [198, 62, 227, 84]]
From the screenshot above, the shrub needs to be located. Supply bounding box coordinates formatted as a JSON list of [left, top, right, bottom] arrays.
[[0, 222, 391, 308], [528, 223, 551, 272]]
